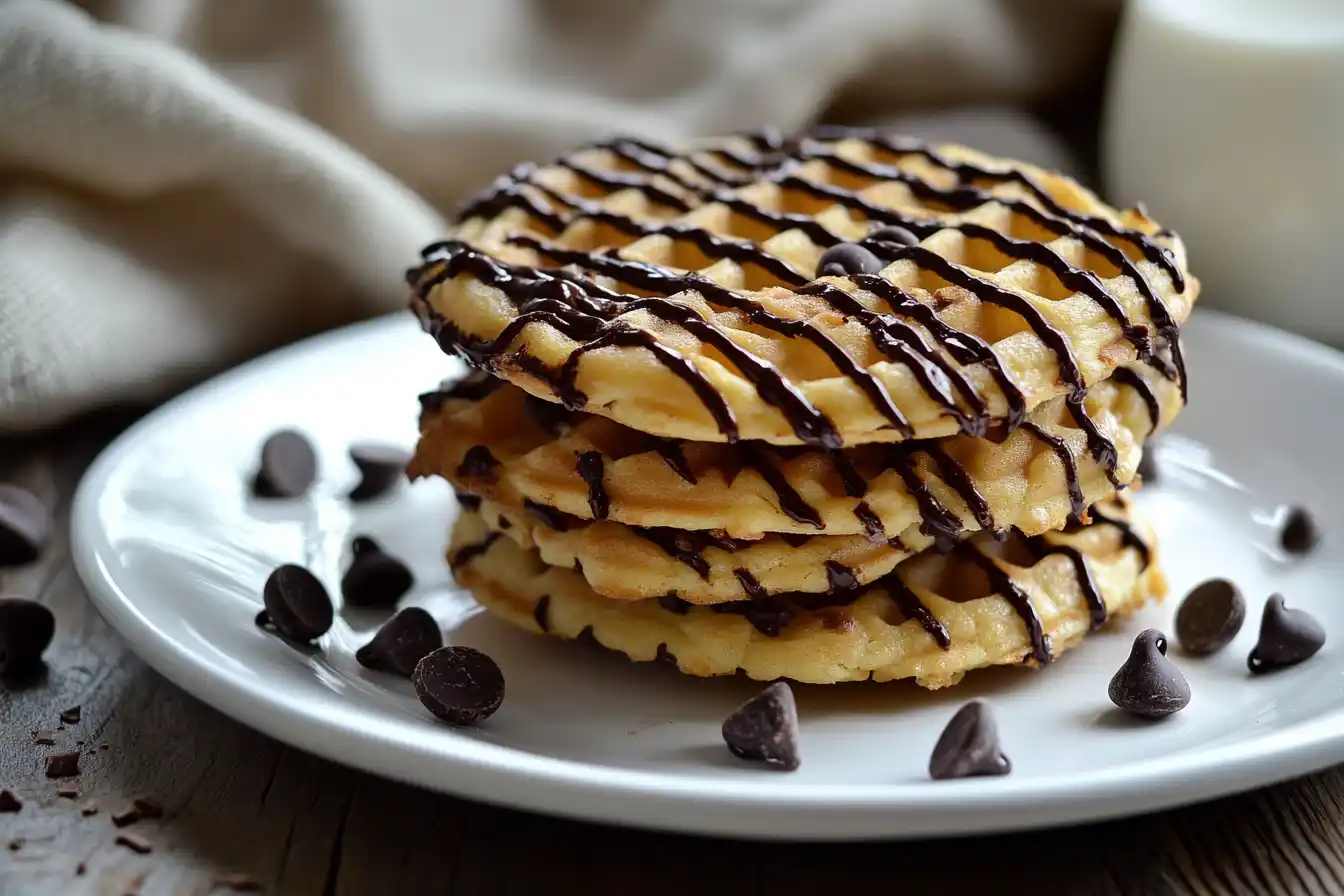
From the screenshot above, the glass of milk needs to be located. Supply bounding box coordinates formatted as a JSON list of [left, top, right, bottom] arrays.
[[1103, 0, 1344, 342]]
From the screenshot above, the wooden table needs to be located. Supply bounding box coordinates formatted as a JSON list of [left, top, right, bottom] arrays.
[[4, 413, 1344, 896]]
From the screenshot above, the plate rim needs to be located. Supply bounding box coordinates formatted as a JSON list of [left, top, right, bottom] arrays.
[[69, 309, 1344, 840]]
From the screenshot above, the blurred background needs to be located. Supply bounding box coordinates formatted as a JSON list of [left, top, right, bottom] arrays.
[[1, 0, 1340, 432]]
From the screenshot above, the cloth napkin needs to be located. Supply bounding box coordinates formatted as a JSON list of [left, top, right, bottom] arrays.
[[0, 0, 1118, 431]]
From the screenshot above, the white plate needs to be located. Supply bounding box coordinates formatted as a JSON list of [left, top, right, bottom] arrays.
[[71, 310, 1344, 840]]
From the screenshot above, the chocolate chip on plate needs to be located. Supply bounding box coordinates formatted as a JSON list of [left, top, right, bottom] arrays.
[[816, 243, 884, 278], [722, 681, 800, 771], [356, 607, 442, 677], [0, 790, 21, 813], [1108, 629, 1191, 718], [928, 699, 1011, 780], [1280, 506, 1320, 555], [0, 598, 55, 675], [867, 225, 920, 248], [1175, 579, 1245, 655], [115, 832, 153, 855], [260, 565, 333, 642], [412, 646, 505, 726], [1248, 594, 1325, 674], [59, 705, 81, 725], [347, 443, 411, 502], [252, 430, 317, 498], [111, 804, 141, 827], [44, 751, 81, 779], [0, 484, 51, 566], [341, 541, 414, 608]]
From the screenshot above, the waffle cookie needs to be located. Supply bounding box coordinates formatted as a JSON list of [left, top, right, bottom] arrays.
[[408, 127, 1197, 448], [410, 364, 1178, 541], [448, 500, 1165, 687]]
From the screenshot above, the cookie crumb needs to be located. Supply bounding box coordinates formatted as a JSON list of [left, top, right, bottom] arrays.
[[115, 832, 153, 854], [111, 805, 141, 827], [45, 751, 81, 779]]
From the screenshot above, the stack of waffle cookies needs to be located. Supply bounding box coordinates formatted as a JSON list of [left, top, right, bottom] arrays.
[[406, 127, 1197, 689]]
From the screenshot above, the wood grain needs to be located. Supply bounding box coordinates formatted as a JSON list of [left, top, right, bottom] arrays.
[[3, 413, 1344, 896]]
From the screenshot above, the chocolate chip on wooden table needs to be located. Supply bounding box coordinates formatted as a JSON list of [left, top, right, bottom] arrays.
[[341, 539, 414, 608], [356, 607, 442, 677], [1248, 594, 1325, 674], [44, 751, 81, 779], [259, 564, 333, 642], [1280, 506, 1321, 555], [815, 243, 883, 278], [0, 484, 51, 566], [1108, 629, 1191, 718], [722, 681, 800, 771], [252, 429, 317, 498], [867, 225, 920, 248], [0, 598, 55, 675], [412, 646, 505, 726], [347, 442, 411, 502], [928, 699, 1011, 780], [1175, 579, 1245, 655]]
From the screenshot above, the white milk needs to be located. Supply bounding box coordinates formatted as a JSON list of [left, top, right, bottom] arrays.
[[1103, 0, 1344, 341]]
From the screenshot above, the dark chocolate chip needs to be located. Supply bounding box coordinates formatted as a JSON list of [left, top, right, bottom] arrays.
[[59, 705, 81, 725], [655, 643, 679, 667], [111, 804, 141, 827], [0, 598, 55, 675], [8, 839, 22, 852], [412, 646, 505, 726], [722, 681, 800, 771], [0, 484, 51, 566], [355, 607, 442, 677], [44, 751, 80, 779], [1175, 579, 1245, 655], [253, 430, 317, 498], [347, 442, 411, 502], [341, 545, 414, 608], [1136, 450, 1159, 486], [1249, 595, 1325, 674], [1108, 629, 1191, 718], [115, 832, 153, 854], [350, 535, 381, 555], [1280, 506, 1320, 555], [928, 699, 1012, 779], [0, 790, 20, 813], [262, 565, 333, 642], [868, 225, 920, 248], [816, 243, 883, 278]]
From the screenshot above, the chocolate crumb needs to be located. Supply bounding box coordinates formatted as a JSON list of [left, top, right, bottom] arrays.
[[1280, 506, 1321, 555], [214, 872, 263, 892], [80, 800, 99, 816], [115, 832, 153, 854], [0, 790, 21, 813], [59, 705, 81, 725], [45, 751, 80, 779], [132, 797, 164, 819], [56, 785, 79, 799], [8, 838, 23, 852], [76, 862, 86, 876], [111, 804, 141, 827], [99, 743, 110, 751]]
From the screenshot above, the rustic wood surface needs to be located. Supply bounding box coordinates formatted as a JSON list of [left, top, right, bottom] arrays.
[[4, 413, 1344, 896]]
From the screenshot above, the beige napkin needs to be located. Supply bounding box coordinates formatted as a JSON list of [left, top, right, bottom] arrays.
[[0, 0, 1117, 430]]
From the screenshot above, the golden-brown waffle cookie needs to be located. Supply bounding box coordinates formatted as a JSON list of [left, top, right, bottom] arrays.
[[449, 500, 1165, 687], [410, 365, 1177, 540], [474, 498, 930, 603], [408, 127, 1197, 448]]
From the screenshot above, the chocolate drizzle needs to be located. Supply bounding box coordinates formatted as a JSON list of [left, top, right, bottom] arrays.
[[1029, 539, 1105, 629], [886, 577, 953, 648], [450, 533, 500, 571], [957, 543, 1052, 664], [523, 498, 571, 531], [853, 500, 887, 544], [576, 451, 609, 519], [648, 437, 697, 484], [456, 445, 499, 480], [633, 527, 747, 579], [1107, 367, 1161, 430], [1021, 422, 1086, 524], [1089, 505, 1153, 569], [742, 445, 823, 528]]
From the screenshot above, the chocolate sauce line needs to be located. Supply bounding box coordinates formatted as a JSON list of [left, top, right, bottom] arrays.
[[853, 500, 887, 544], [1107, 367, 1161, 430], [1089, 505, 1153, 570], [881, 445, 964, 546], [456, 445, 499, 480], [576, 450, 609, 520], [450, 532, 500, 571], [957, 542, 1052, 663], [523, 498, 570, 531], [561, 157, 693, 211], [1021, 421, 1086, 524], [594, 138, 709, 194], [741, 445, 824, 528], [647, 437, 697, 484], [886, 578, 953, 649], [1029, 538, 1106, 629], [1066, 394, 1121, 487], [921, 443, 997, 533], [827, 451, 869, 498]]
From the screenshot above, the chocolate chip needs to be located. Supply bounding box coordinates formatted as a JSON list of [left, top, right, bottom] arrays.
[[75, 862, 86, 876], [115, 832, 153, 854], [112, 804, 141, 827], [1136, 450, 1159, 486], [722, 681, 800, 771], [253, 430, 317, 498], [261, 565, 333, 642], [1280, 506, 1320, 555], [816, 243, 883, 278], [1108, 629, 1191, 718], [0, 598, 55, 675], [347, 442, 410, 502], [0, 790, 20, 813], [655, 643, 678, 667], [341, 544, 414, 608], [8, 839, 22, 852], [928, 699, 1012, 779], [1175, 579, 1245, 655], [868, 225, 920, 248], [412, 646, 505, 726], [133, 797, 164, 819], [59, 705, 81, 725], [1249, 595, 1325, 674], [356, 607, 442, 677], [44, 751, 80, 779], [0, 484, 51, 566]]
